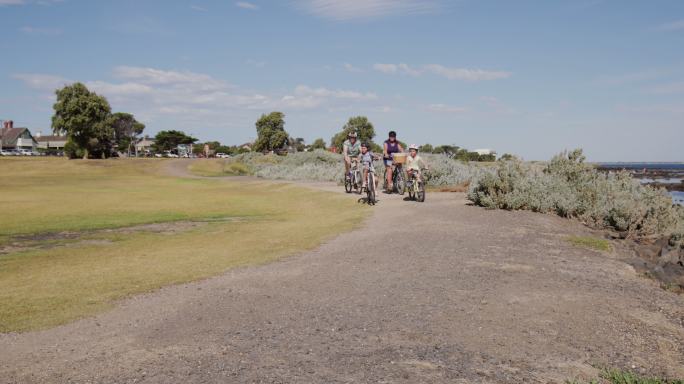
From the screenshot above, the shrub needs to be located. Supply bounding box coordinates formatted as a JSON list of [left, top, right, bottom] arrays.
[[468, 149, 683, 245]]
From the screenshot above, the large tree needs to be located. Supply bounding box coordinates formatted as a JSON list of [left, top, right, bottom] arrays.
[[109, 112, 145, 156], [253, 112, 289, 152], [52, 82, 112, 159], [152, 130, 197, 152], [331, 116, 375, 152]]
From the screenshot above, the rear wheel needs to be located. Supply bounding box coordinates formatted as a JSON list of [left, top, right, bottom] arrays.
[[417, 181, 425, 202]]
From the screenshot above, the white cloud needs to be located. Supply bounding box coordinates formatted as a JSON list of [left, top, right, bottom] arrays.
[[236, 1, 258, 10], [373, 63, 510, 81], [85, 81, 153, 96], [372, 63, 421, 76], [246, 59, 267, 68], [12, 73, 70, 89], [278, 85, 378, 110], [424, 64, 511, 81], [19, 26, 63, 35], [190, 5, 207, 11], [657, 19, 684, 31], [343, 63, 363, 73], [296, 0, 440, 21], [649, 81, 684, 94], [427, 104, 468, 113], [1, 0, 63, 5], [113, 66, 228, 91]]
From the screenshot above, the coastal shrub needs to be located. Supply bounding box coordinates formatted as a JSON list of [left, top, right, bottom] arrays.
[[468, 149, 682, 243], [217, 151, 491, 186]]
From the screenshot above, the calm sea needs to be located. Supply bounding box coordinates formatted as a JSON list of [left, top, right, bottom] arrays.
[[597, 163, 684, 205]]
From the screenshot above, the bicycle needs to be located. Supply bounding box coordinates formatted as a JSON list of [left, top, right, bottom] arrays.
[[360, 159, 378, 205], [406, 168, 427, 202], [344, 159, 362, 194], [383, 153, 406, 195]]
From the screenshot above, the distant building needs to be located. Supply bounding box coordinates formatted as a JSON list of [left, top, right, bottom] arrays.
[[135, 136, 155, 154], [0, 120, 38, 150], [35, 131, 67, 151], [473, 148, 496, 156]]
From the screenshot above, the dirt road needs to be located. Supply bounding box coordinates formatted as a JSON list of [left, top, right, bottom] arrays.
[[1, 163, 683, 383]]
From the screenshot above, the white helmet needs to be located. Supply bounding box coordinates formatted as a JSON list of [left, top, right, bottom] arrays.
[[409, 144, 419, 151]]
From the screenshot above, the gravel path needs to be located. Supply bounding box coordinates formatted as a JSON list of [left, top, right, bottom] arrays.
[[1, 160, 683, 383]]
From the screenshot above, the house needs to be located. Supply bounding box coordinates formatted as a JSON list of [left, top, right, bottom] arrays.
[[35, 131, 67, 151], [473, 148, 497, 156], [0, 120, 38, 150], [135, 136, 155, 154]]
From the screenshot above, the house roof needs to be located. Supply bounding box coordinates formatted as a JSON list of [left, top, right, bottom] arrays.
[[0, 127, 33, 146], [35, 135, 67, 142]]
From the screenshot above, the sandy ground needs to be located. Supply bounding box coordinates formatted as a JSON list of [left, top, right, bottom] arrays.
[[1, 160, 682, 384]]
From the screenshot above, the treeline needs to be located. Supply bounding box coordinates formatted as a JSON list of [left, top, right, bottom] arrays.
[[416, 144, 497, 162]]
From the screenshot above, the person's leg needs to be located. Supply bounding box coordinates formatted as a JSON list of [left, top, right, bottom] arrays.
[[385, 165, 393, 191], [344, 158, 351, 178], [362, 168, 368, 188]]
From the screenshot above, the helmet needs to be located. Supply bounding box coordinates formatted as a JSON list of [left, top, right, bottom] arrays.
[[388, 131, 396, 138], [409, 144, 419, 151], [348, 131, 358, 138], [360, 142, 369, 148]]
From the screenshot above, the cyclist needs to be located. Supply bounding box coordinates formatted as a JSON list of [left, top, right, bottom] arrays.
[[360, 142, 380, 190], [342, 131, 361, 180], [406, 144, 429, 182], [383, 131, 404, 193]]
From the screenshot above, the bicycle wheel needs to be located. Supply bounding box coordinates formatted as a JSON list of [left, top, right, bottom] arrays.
[[344, 176, 352, 193], [354, 170, 362, 194], [368, 174, 376, 205], [417, 181, 425, 202], [395, 169, 405, 195]]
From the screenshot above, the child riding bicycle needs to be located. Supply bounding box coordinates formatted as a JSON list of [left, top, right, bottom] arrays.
[[406, 144, 429, 182], [360, 142, 380, 190]]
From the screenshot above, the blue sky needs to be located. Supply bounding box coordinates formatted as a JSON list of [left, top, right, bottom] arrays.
[[1, 0, 683, 161]]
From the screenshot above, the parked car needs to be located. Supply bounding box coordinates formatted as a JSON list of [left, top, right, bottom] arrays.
[[18, 149, 34, 156], [0, 150, 13, 156], [215, 153, 231, 158], [160, 150, 179, 158]]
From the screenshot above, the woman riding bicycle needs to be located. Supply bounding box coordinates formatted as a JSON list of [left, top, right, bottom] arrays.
[[382, 130, 404, 193]]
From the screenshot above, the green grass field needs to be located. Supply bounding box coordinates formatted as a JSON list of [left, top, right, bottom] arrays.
[[0, 158, 366, 332]]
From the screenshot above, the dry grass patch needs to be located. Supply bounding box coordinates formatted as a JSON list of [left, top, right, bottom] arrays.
[[0, 158, 366, 332]]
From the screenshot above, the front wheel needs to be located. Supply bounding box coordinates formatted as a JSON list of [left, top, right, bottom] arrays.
[[368, 174, 376, 205], [344, 176, 352, 193], [395, 171, 405, 195], [417, 181, 425, 202]]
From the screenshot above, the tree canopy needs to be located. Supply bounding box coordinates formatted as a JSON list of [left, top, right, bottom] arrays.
[[152, 130, 198, 152], [253, 112, 289, 152], [52, 82, 112, 159], [310, 138, 327, 151], [109, 112, 145, 155], [331, 116, 375, 152]]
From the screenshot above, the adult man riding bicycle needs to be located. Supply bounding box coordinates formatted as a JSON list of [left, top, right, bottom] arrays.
[[406, 144, 429, 182], [383, 130, 404, 193], [343, 131, 361, 180]]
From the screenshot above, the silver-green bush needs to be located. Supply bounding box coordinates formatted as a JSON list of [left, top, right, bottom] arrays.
[[468, 149, 683, 246]]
